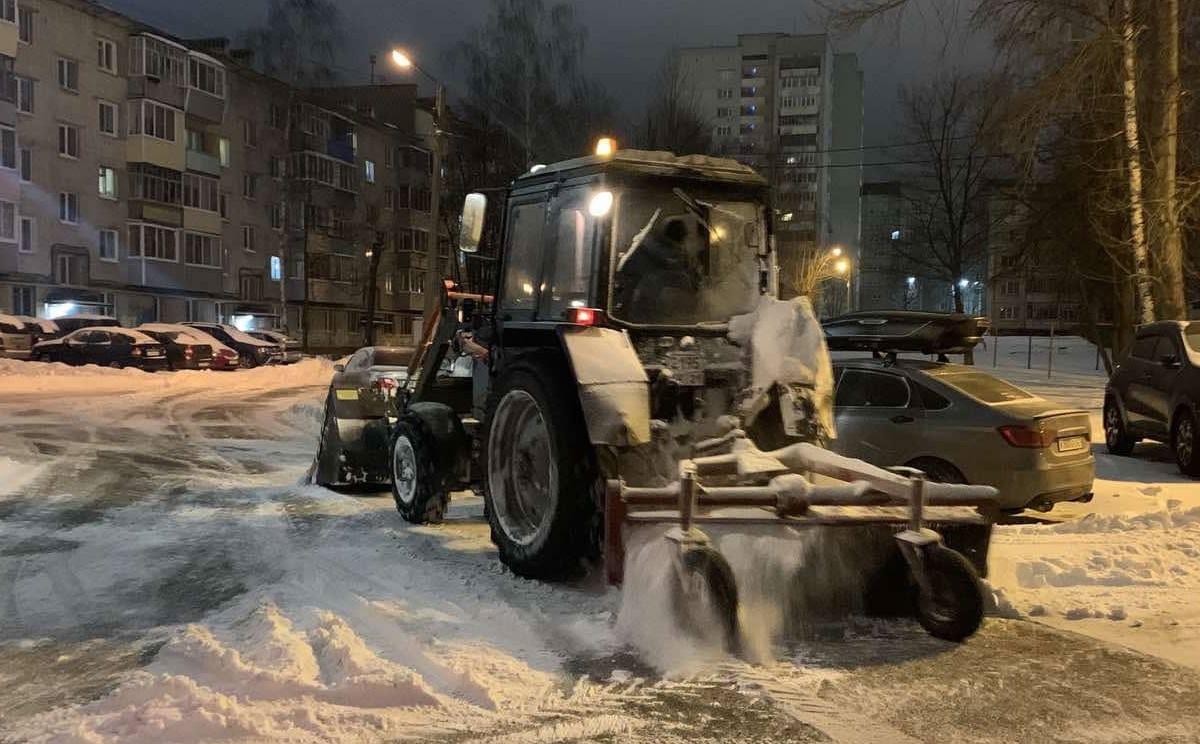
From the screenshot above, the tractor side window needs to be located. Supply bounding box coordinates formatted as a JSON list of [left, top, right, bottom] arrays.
[[502, 201, 547, 313], [542, 188, 598, 318]]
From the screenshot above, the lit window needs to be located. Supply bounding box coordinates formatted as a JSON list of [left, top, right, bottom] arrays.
[[270, 256, 282, 281], [98, 165, 118, 199], [219, 137, 231, 167], [365, 159, 375, 183]]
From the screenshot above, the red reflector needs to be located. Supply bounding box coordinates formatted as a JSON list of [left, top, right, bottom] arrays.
[[372, 377, 398, 389], [998, 425, 1055, 448], [184, 347, 194, 357], [566, 307, 598, 326]]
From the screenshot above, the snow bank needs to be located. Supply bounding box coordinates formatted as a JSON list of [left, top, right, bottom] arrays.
[[0, 357, 334, 396]]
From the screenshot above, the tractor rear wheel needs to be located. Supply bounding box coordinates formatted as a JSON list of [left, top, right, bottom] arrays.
[[482, 364, 598, 580]]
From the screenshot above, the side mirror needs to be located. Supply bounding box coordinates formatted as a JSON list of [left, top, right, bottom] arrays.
[[459, 192, 487, 254], [1160, 354, 1182, 370], [334, 363, 345, 372]]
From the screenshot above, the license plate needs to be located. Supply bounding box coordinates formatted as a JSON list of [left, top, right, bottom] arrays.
[[666, 351, 704, 386], [335, 388, 359, 401], [1056, 436, 1088, 453], [147, 349, 162, 356]]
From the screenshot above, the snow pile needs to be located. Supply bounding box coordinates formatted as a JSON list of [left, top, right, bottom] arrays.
[[0, 357, 334, 395], [1011, 506, 1200, 534]]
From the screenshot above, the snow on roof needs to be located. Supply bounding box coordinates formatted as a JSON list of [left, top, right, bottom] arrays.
[[63, 314, 119, 321], [139, 323, 234, 353], [0, 313, 29, 329], [107, 328, 158, 344], [14, 316, 59, 333]]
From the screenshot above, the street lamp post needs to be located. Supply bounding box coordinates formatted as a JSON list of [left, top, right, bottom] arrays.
[[835, 258, 851, 315], [391, 49, 447, 338]]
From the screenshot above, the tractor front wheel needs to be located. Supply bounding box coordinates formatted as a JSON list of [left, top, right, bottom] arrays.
[[913, 545, 984, 642], [670, 546, 740, 653]]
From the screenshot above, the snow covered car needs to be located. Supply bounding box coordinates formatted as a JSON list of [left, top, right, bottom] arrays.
[[183, 322, 281, 368], [135, 325, 215, 370], [0, 313, 35, 360], [1104, 320, 1200, 476], [32, 327, 169, 370], [830, 358, 1095, 512], [141, 323, 240, 370], [15, 316, 61, 345], [44, 314, 121, 338], [312, 346, 412, 486], [247, 330, 303, 364]]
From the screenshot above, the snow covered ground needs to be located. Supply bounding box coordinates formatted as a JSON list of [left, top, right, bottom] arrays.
[[978, 336, 1200, 669], [2, 349, 1200, 743]]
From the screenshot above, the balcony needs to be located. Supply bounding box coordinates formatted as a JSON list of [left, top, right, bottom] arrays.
[[128, 35, 188, 109], [184, 53, 226, 123], [327, 138, 354, 164], [185, 148, 221, 176], [0, 17, 16, 58], [0, 65, 14, 127]]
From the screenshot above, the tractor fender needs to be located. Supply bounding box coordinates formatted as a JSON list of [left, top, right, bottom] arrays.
[[404, 402, 471, 490], [558, 326, 651, 447]]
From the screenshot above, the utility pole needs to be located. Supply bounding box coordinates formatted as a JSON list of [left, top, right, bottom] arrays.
[[421, 85, 446, 331]]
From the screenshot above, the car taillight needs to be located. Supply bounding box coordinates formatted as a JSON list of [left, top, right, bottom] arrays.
[[372, 377, 399, 392], [998, 425, 1055, 448], [184, 346, 194, 357], [132, 347, 143, 357], [564, 307, 601, 326]]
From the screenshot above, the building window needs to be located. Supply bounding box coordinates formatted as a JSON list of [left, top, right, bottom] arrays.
[[129, 164, 181, 205], [413, 188, 431, 213], [268, 202, 283, 230], [15, 76, 32, 113], [999, 279, 1020, 297], [240, 274, 264, 301], [182, 173, 219, 212], [270, 255, 282, 281], [98, 165, 118, 199], [128, 99, 176, 141], [716, 107, 732, 117], [242, 225, 255, 252], [0, 0, 13, 22], [59, 192, 79, 224], [184, 232, 221, 267], [715, 125, 732, 137], [98, 229, 118, 261], [269, 103, 286, 129], [219, 192, 229, 219], [269, 155, 286, 178], [96, 38, 118, 73], [384, 146, 394, 168], [18, 216, 33, 253], [364, 159, 375, 183], [0, 200, 14, 241], [57, 125, 79, 158], [187, 57, 224, 97], [57, 58, 79, 92], [98, 100, 117, 135], [18, 5, 32, 43], [218, 137, 230, 166], [18, 147, 29, 181], [717, 88, 734, 99], [997, 305, 1018, 321], [242, 173, 256, 199], [129, 35, 185, 84], [0, 125, 14, 169], [242, 118, 256, 148], [128, 223, 179, 261]]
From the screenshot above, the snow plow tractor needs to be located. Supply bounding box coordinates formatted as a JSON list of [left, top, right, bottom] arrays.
[[377, 145, 999, 644]]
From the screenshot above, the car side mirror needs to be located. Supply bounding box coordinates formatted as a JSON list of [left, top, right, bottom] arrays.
[[1160, 354, 1182, 370], [459, 192, 487, 254], [334, 363, 345, 372]]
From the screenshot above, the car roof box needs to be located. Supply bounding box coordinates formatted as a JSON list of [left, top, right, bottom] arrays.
[[823, 311, 989, 354]]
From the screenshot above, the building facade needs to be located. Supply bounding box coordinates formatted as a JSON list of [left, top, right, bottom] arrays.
[[676, 33, 864, 298], [857, 181, 956, 312], [0, 0, 439, 352]]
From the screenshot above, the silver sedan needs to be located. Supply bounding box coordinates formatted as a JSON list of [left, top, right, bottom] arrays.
[[830, 358, 1095, 512]]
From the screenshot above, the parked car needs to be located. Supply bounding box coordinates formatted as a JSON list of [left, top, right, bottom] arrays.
[[135, 325, 215, 370], [46, 314, 121, 337], [1104, 320, 1200, 476], [15, 316, 61, 345], [183, 322, 282, 368], [32, 327, 168, 370], [247, 330, 303, 364], [0, 313, 35, 360], [141, 323, 240, 370], [829, 358, 1096, 512], [312, 346, 413, 486]]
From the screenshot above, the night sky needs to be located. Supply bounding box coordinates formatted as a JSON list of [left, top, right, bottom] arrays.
[[106, 0, 989, 161]]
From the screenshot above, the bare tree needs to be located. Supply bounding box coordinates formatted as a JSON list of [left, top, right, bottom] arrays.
[[635, 54, 712, 155], [789, 247, 848, 310], [890, 73, 1012, 313]]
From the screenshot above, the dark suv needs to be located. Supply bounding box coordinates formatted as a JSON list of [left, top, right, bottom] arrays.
[[1104, 321, 1200, 476]]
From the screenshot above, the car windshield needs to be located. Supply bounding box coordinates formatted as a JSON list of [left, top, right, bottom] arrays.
[[935, 371, 1034, 403], [610, 188, 765, 326], [1185, 324, 1200, 353]]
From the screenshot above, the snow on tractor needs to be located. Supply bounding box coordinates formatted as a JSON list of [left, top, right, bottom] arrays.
[[372, 145, 999, 644]]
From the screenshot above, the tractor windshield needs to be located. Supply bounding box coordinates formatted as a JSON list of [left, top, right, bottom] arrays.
[[610, 188, 766, 326]]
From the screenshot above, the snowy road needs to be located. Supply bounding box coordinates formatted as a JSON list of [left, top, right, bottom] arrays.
[[2, 357, 1200, 743]]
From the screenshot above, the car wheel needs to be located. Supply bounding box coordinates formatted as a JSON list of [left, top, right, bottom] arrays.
[[906, 457, 967, 484], [313, 394, 344, 486], [390, 416, 449, 524], [1104, 399, 1137, 456], [913, 545, 985, 642], [108, 361, 124, 369], [481, 362, 598, 580], [33, 353, 47, 363], [1172, 409, 1200, 477], [242, 354, 258, 369]]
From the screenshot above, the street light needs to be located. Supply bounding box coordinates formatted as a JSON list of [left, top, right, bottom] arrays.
[[389, 47, 446, 331], [834, 258, 852, 315], [830, 246, 843, 257]]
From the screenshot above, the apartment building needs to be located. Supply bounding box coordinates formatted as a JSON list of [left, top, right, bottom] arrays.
[[676, 33, 864, 298], [0, 0, 439, 352], [857, 181, 954, 312]]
